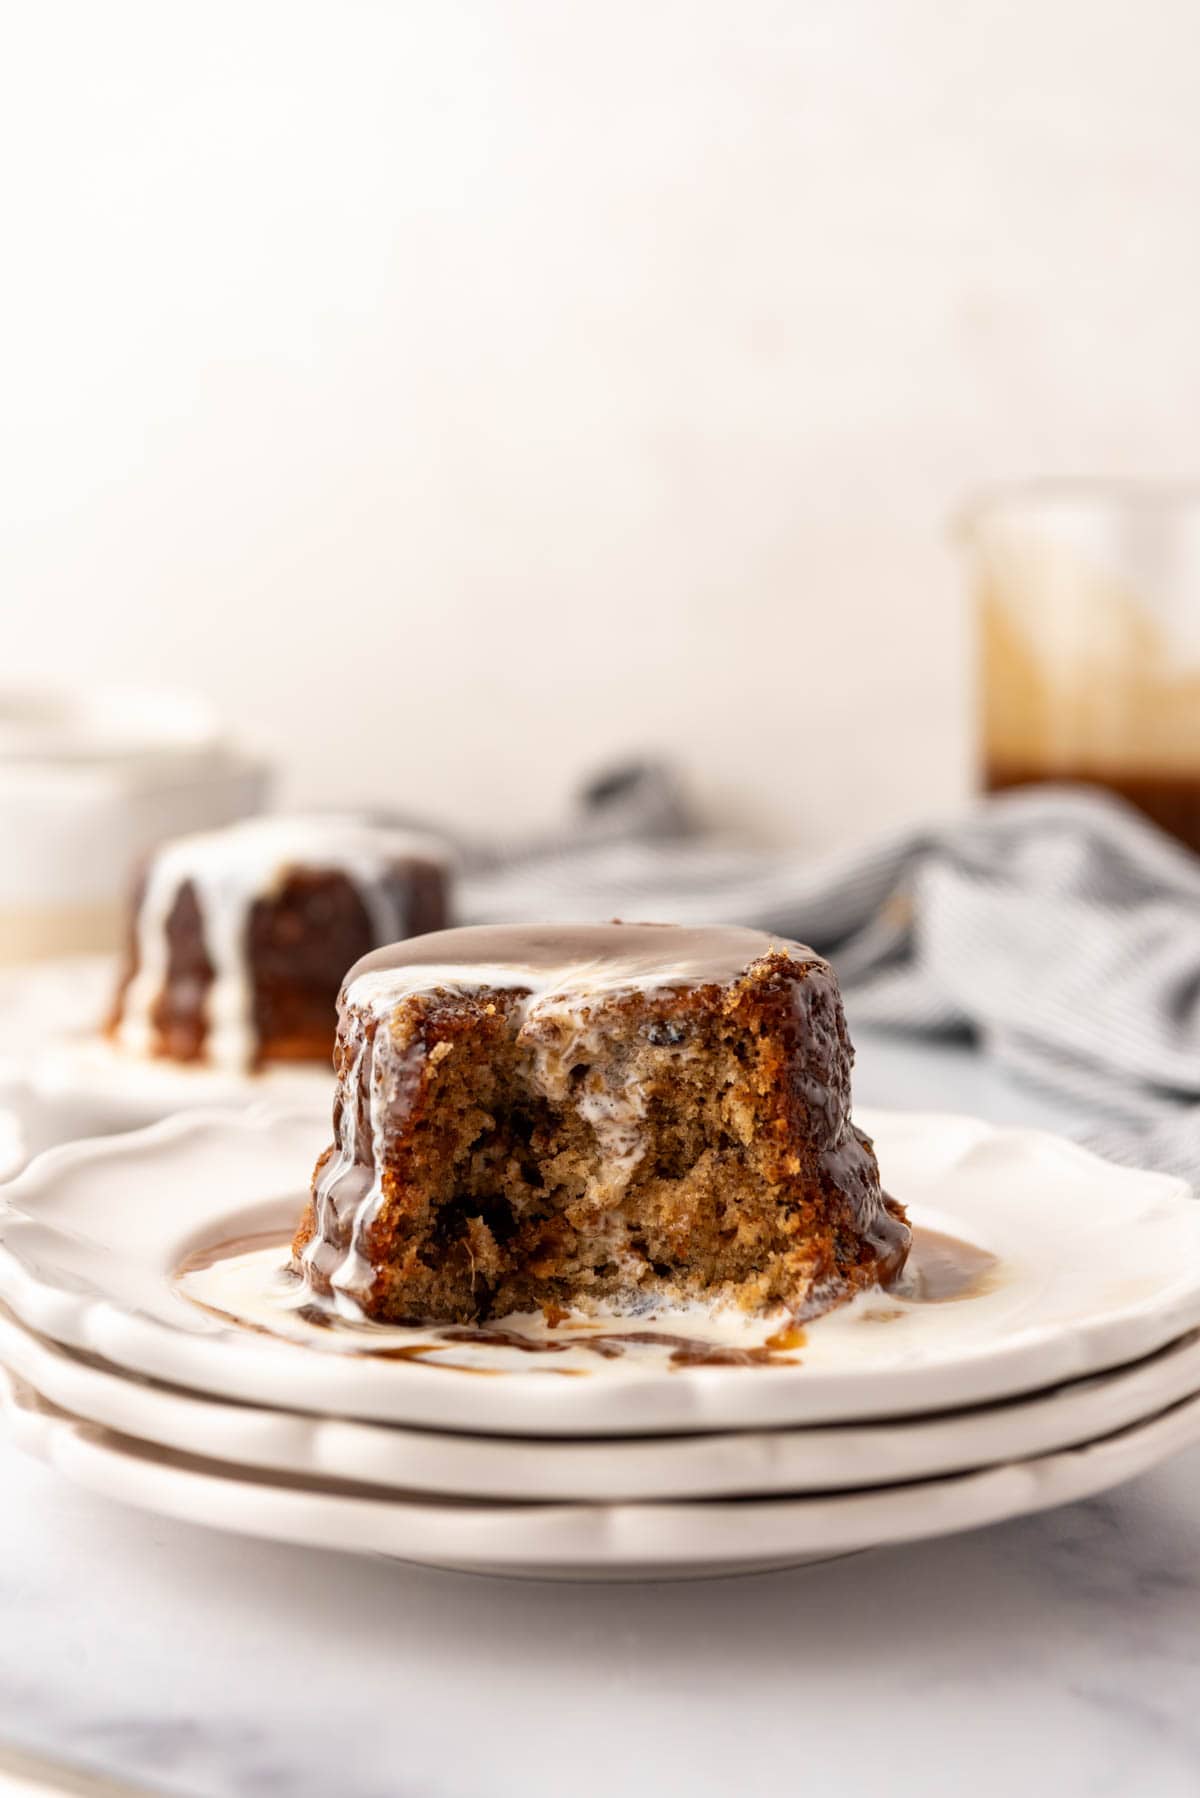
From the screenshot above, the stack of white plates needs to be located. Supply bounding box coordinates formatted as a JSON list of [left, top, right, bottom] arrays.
[[1, 1107, 1199, 1581]]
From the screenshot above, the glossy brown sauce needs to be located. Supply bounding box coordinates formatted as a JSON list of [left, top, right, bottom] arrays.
[[176, 1227, 290, 1278], [904, 1227, 1000, 1303], [438, 1324, 802, 1369]]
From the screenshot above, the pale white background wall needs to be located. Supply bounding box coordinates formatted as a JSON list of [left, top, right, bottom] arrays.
[[2, 1, 1198, 849]]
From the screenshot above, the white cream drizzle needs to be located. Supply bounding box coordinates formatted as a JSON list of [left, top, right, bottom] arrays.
[[344, 929, 785, 1023]]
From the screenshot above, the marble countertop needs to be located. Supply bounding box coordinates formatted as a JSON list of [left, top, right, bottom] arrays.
[[1, 1031, 1197, 1798]]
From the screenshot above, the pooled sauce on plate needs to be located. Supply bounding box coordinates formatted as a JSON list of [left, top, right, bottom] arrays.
[[900, 1228, 999, 1304], [174, 1222, 999, 1373], [439, 1325, 803, 1369], [176, 1228, 294, 1277]]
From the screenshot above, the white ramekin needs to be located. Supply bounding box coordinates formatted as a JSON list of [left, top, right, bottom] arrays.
[[0, 687, 270, 962]]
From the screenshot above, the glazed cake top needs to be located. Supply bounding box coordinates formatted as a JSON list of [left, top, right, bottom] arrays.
[[140, 813, 449, 895], [343, 921, 820, 1017]]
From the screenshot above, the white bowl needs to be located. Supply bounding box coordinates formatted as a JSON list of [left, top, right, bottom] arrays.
[[0, 685, 269, 962]]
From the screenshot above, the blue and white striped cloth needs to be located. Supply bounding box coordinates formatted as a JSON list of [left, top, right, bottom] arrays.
[[458, 766, 1200, 1187]]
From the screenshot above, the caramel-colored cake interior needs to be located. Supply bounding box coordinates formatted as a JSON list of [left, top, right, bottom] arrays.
[[294, 924, 908, 1324]]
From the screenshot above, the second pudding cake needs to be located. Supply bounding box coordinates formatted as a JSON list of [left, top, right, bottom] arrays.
[[294, 922, 908, 1324]]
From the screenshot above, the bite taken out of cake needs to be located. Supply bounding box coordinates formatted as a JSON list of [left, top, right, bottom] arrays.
[[293, 922, 909, 1326], [107, 815, 450, 1074]]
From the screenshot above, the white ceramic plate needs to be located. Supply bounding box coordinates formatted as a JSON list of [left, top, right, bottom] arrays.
[[5, 1360, 1200, 1580], [3, 1299, 1200, 1500], [31, 1031, 333, 1128], [0, 956, 115, 1048], [0, 1107, 1197, 1438], [0, 1110, 24, 1183]]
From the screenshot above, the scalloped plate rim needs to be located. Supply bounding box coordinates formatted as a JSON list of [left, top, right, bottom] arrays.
[[2, 1301, 1200, 1500], [4, 1360, 1200, 1578]]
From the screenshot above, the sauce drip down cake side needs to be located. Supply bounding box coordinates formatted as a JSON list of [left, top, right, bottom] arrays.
[[293, 922, 909, 1324]]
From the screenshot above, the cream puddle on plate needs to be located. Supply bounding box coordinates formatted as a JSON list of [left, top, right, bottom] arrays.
[[174, 1224, 1000, 1377]]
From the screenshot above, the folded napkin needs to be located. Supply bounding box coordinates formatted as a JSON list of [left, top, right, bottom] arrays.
[[461, 767, 1200, 1188]]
